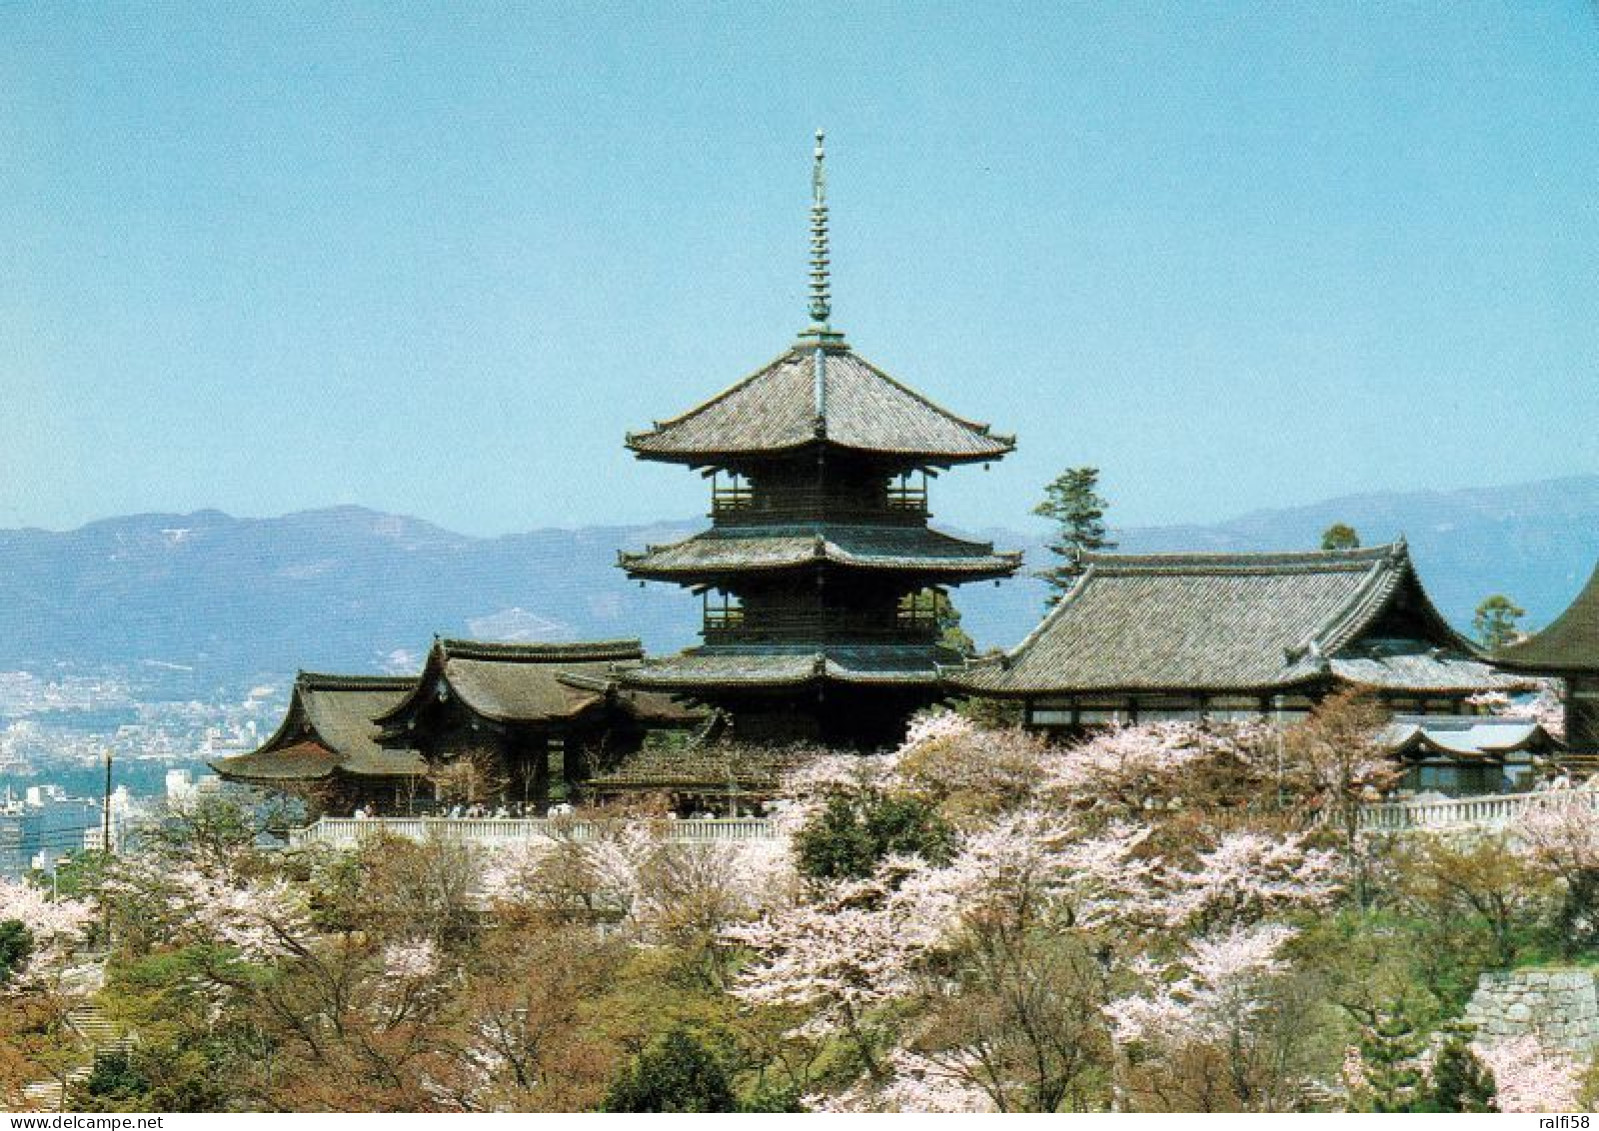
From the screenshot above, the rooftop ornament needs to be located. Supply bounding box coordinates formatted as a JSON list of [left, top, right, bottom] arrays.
[[800, 129, 846, 352]]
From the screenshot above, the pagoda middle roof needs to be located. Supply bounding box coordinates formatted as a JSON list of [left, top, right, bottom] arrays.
[[626, 344, 1015, 465], [1496, 563, 1599, 674], [619, 523, 1021, 579]]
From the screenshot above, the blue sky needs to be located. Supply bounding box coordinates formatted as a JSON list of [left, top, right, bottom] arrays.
[[3, 3, 1596, 536]]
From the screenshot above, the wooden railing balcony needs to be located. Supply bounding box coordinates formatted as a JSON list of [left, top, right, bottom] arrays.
[[710, 486, 928, 524], [702, 608, 938, 643]]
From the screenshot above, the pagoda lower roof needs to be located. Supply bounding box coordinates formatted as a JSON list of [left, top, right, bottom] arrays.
[[623, 645, 949, 690], [619, 524, 1020, 580], [626, 345, 1014, 465]]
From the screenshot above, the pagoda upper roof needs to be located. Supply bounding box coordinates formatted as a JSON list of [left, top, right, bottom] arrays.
[[1496, 563, 1599, 674], [619, 523, 1021, 580], [624, 644, 948, 690], [375, 638, 699, 731], [210, 673, 424, 783], [626, 344, 1015, 466], [952, 542, 1533, 697]]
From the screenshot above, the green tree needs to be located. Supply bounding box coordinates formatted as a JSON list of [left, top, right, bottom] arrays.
[[1321, 523, 1361, 551], [74, 1049, 152, 1112], [1352, 1004, 1426, 1112], [1426, 1025, 1496, 1112], [1034, 468, 1115, 608], [1473, 594, 1526, 651], [929, 589, 975, 656], [604, 1026, 736, 1112], [0, 921, 33, 983], [794, 793, 956, 881]]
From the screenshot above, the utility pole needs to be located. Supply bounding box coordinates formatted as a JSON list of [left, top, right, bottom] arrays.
[[101, 747, 114, 855], [101, 747, 114, 947]]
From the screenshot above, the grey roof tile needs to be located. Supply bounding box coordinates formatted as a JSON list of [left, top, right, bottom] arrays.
[[953, 542, 1529, 697], [627, 347, 1014, 464], [620, 523, 1021, 578], [1497, 563, 1599, 674]]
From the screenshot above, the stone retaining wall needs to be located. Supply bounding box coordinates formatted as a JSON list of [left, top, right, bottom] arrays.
[[1464, 969, 1599, 1052]]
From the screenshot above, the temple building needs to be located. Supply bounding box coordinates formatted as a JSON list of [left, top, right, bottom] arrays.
[[1494, 562, 1599, 754], [951, 542, 1534, 729], [214, 639, 699, 814], [1384, 715, 1563, 795], [210, 673, 425, 813], [371, 638, 698, 806], [619, 132, 1020, 748]]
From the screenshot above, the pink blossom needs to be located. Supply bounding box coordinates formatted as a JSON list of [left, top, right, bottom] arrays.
[[807, 1047, 994, 1113], [1162, 830, 1342, 928], [1475, 1034, 1583, 1113], [1107, 922, 1298, 1048], [0, 876, 94, 965], [382, 938, 440, 981]]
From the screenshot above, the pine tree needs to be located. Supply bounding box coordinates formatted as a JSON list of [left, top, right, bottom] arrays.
[[1427, 1025, 1497, 1113], [1473, 594, 1526, 651], [604, 1027, 737, 1112], [1354, 1006, 1426, 1113], [1321, 523, 1361, 551], [1034, 467, 1115, 608]]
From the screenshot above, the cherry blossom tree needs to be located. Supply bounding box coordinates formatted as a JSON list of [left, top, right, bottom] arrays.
[[0, 876, 94, 972], [1474, 1034, 1583, 1113]]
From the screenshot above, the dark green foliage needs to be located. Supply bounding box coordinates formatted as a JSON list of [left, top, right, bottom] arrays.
[[1426, 1026, 1496, 1113], [1321, 523, 1361, 551], [794, 793, 956, 881], [1034, 467, 1115, 608], [604, 1026, 736, 1112], [0, 919, 34, 982], [1473, 594, 1526, 651], [76, 1048, 151, 1110], [1354, 1004, 1426, 1113]]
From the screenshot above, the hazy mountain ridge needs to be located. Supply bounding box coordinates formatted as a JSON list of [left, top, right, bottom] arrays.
[[1, 477, 1594, 696]]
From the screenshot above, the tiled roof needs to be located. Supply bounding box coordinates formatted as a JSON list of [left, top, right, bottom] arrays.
[[953, 542, 1525, 697], [1383, 715, 1563, 761], [619, 524, 1021, 579], [1497, 563, 1599, 674], [624, 645, 946, 690], [212, 673, 424, 782], [588, 745, 816, 792], [626, 346, 1014, 465], [375, 638, 696, 727]]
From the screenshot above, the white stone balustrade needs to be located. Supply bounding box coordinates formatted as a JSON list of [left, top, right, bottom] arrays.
[[289, 816, 776, 850], [1357, 787, 1599, 833]]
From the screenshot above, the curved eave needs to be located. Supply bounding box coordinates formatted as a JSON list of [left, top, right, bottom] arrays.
[[620, 555, 1021, 584], [941, 669, 1328, 700], [1495, 564, 1599, 674], [624, 434, 1014, 469]]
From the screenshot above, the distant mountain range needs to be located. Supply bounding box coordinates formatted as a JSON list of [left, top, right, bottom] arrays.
[[1, 475, 1595, 696]]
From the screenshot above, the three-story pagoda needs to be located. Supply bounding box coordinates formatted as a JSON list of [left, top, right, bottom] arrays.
[[619, 133, 1020, 747]]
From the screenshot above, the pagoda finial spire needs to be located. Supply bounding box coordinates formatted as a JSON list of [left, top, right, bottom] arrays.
[[809, 129, 831, 326]]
